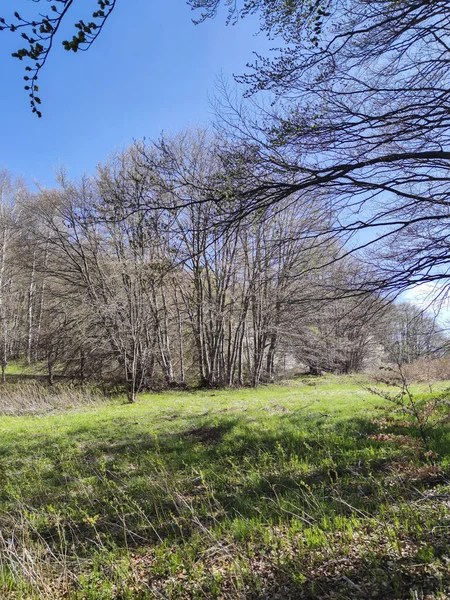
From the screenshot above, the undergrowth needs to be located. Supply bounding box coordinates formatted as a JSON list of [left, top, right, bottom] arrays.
[[0, 381, 107, 416]]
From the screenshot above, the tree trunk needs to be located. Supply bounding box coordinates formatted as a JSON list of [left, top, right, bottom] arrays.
[[48, 358, 54, 386], [265, 333, 278, 383]]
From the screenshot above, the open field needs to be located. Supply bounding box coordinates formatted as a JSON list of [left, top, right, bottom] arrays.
[[1, 376, 450, 599]]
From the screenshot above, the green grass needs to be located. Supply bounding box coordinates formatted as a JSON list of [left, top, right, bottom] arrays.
[[4, 359, 50, 377], [1, 375, 450, 599]]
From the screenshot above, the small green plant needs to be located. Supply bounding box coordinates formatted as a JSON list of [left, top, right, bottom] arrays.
[[368, 363, 450, 458]]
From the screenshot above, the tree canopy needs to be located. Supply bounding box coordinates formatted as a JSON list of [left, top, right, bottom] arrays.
[[194, 0, 450, 298], [2, 0, 450, 301]]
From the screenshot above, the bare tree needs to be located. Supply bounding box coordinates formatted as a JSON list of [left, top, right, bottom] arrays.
[[183, 0, 450, 304], [379, 302, 447, 365], [0, 173, 26, 382]]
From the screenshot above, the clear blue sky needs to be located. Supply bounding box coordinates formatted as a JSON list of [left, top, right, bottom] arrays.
[[0, 0, 269, 188]]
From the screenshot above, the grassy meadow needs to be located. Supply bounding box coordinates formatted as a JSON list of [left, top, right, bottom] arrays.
[[1, 376, 450, 599]]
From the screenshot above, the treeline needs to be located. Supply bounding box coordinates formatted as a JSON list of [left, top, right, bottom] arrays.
[[0, 133, 445, 400]]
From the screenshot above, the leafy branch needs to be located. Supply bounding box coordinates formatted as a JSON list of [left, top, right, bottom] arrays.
[[0, 0, 117, 117]]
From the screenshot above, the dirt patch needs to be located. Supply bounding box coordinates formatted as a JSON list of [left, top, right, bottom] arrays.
[[183, 425, 224, 445]]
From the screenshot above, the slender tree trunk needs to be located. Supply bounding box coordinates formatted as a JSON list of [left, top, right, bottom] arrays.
[[266, 333, 278, 382], [48, 356, 54, 386], [35, 241, 49, 362], [26, 250, 36, 365], [0, 226, 8, 383], [174, 287, 185, 384]]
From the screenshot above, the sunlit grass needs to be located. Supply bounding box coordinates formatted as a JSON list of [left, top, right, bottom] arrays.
[[1, 375, 450, 598]]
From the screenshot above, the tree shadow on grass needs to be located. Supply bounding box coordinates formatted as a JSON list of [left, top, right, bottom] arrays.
[[244, 544, 450, 599], [1, 406, 450, 599]]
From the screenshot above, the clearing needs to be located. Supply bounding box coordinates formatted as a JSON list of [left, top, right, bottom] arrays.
[[1, 376, 450, 599]]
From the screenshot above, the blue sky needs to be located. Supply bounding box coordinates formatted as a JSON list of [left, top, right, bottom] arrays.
[[402, 284, 450, 327], [0, 2, 442, 317], [0, 0, 269, 188]]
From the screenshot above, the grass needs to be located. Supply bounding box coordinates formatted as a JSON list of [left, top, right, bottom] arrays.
[[0, 381, 106, 416], [4, 360, 47, 376], [1, 375, 450, 598]]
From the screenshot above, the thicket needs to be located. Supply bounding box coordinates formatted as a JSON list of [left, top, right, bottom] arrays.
[[0, 134, 446, 400]]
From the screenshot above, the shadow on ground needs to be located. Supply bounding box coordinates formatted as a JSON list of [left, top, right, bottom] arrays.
[[1, 405, 450, 598]]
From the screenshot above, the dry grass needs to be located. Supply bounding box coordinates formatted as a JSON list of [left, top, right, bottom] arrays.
[[0, 382, 106, 416], [369, 357, 450, 385], [403, 357, 450, 383]]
